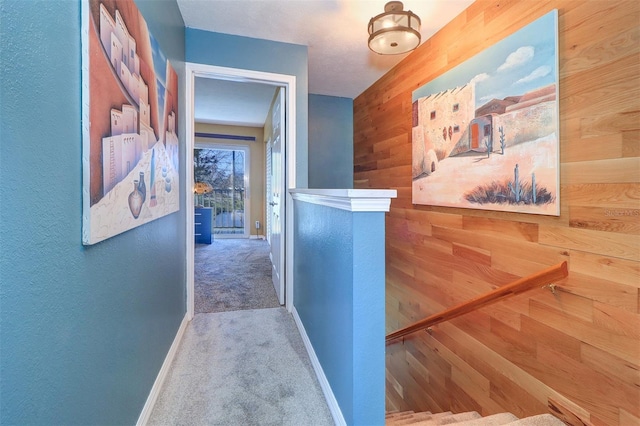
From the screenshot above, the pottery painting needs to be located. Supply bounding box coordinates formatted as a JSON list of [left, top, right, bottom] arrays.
[[412, 10, 559, 216], [81, 0, 180, 244]]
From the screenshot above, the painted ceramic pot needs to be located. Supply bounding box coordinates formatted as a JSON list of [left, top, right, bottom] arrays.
[[138, 172, 146, 203], [128, 180, 143, 219]]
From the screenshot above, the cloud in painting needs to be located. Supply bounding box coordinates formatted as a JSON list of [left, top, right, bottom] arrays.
[[470, 73, 490, 85], [497, 46, 534, 72], [515, 65, 551, 84]]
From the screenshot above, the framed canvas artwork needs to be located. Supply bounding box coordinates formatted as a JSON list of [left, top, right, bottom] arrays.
[[412, 10, 559, 216], [81, 0, 180, 244]]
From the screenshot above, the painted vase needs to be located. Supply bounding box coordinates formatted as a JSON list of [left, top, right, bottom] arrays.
[[138, 172, 146, 203], [128, 180, 143, 219]]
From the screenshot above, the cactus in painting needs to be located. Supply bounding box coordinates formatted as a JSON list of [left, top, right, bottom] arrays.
[[464, 166, 554, 206], [484, 137, 492, 158], [499, 126, 506, 154], [508, 164, 522, 202], [532, 172, 537, 204]]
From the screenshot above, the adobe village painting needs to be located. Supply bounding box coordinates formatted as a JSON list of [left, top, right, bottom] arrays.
[[412, 10, 559, 216], [82, 0, 180, 244]]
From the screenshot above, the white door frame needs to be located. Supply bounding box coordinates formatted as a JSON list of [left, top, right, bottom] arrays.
[[185, 62, 296, 320]]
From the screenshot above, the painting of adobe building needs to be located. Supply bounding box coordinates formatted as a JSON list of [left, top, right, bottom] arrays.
[[412, 10, 559, 216], [82, 0, 180, 244]]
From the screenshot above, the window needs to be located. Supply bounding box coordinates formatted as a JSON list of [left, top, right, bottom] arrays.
[[430, 111, 436, 120], [194, 146, 249, 236], [484, 124, 491, 136], [453, 125, 460, 133], [452, 103, 459, 112]]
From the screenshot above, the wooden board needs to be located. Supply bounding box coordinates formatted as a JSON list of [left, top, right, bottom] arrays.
[[354, 0, 640, 424]]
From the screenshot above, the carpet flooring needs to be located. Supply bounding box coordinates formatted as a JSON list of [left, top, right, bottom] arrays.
[[147, 308, 335, 426], [195, 239, 280, 313]]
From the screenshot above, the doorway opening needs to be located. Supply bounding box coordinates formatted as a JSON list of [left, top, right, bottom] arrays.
[[185, 63, 297, 320], [194, 145, 250, 238]]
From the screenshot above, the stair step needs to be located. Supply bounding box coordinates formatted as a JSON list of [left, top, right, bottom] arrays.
[[506, 414, 566, 425], [386, 410, 563, 426], [387, 412, 437, 425], [454, 412, 519, 426], [385, 411, 417, 424], [410, 411, 481, 426], [395, 411, 454, 426], [434, 411, 482, 424], [386, 411, 416, 419]]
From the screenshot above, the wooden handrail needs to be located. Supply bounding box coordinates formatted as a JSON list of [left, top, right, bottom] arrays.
[[386, 261, 568, 343]]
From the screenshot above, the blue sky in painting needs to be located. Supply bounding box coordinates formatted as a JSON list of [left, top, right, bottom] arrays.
[[149, 32, 167, 120], [413, 10, 558, 109], [149, 33, 167, 85]]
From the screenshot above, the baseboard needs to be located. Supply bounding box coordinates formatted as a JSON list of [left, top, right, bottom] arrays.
[[292, 306, 346, 426], [249, 234, 265, 240], [136, 314, 189, 425]]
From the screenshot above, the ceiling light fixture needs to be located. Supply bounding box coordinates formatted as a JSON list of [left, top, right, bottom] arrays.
[[368, 1, 421, 55]]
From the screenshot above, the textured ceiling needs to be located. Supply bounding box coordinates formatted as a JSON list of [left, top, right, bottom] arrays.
[[179, 0, 474, 126]]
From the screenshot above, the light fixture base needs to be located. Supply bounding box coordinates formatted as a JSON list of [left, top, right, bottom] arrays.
[[368, 1, 421, 55], [385, 1, 404, 13]]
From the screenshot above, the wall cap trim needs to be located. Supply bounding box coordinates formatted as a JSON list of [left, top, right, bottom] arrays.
[[290, 189, 397, 212]]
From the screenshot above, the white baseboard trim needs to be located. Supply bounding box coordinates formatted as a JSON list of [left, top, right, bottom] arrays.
[[136, 314, 189, 425], [292, 306, 346, 426]]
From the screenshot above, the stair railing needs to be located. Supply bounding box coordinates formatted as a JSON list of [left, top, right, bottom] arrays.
[[386, 261, 568, 343]]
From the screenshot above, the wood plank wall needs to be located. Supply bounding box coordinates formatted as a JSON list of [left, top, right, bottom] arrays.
[[353, 1, 639, 424]]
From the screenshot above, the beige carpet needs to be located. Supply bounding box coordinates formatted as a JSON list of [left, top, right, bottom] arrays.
[[149, 240, 333, 425], [195, 239, 280, 313], [147, 308, 334, 426]]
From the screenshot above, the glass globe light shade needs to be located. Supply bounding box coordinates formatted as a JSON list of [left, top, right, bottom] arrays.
[[368, 1, 421, 55]]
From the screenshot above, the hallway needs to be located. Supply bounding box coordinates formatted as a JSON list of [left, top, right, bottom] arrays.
[[194, 239, 279, 314], [148, 240, 334, 425]]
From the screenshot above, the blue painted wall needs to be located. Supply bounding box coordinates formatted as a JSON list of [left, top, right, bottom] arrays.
[[309, 94, 354, 189], [0, 1, 186, 424], [294, 201, 386, 425], [186, 29, 309, 188], [351, 214, 386, 423]]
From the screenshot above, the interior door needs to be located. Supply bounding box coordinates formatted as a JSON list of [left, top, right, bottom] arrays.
[[265, 139, 272, 244], [269, 87, 285, 305]]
